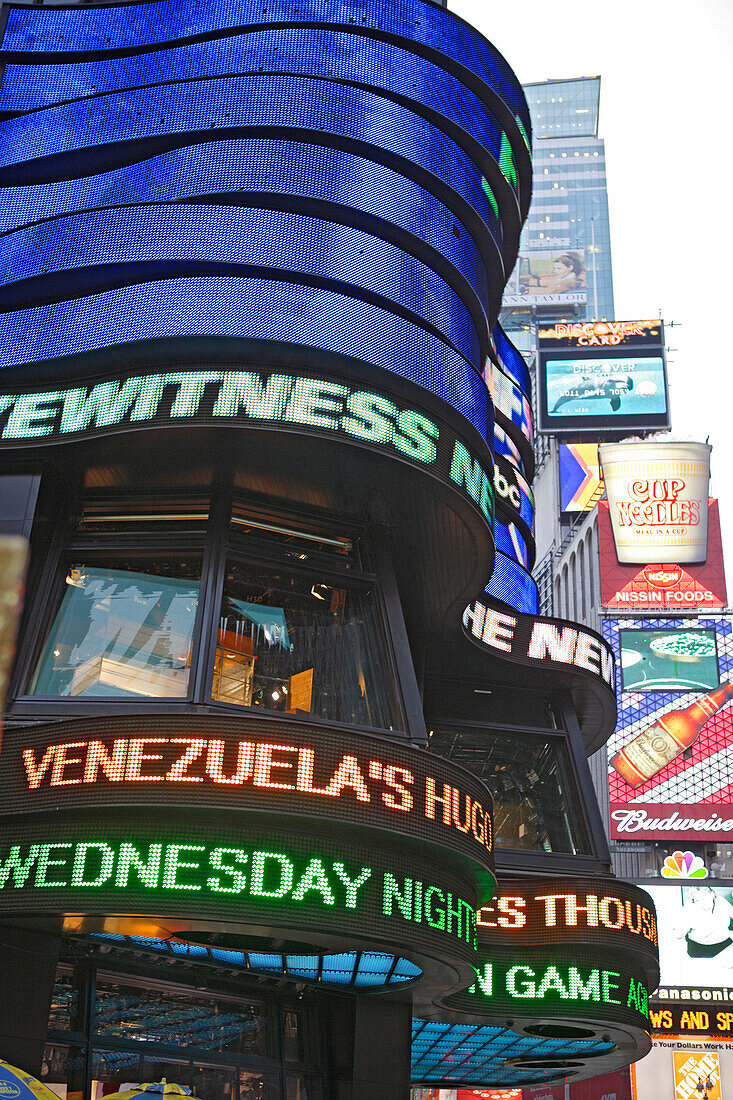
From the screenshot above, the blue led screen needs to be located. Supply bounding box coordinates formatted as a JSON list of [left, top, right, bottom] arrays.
[[0, 204, 478, 365], [494, 519, 532, 572], [485, 551, 539, 615], [0, 0, 541, 619], [492, 322, 531, 398], [0, 27, 517, 197], [0, 139, 497, 318], [0, 75, 504, 251], [0, 0, 532, 147]]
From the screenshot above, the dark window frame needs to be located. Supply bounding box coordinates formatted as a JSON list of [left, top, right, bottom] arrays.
[[9, 486, 412, 738]]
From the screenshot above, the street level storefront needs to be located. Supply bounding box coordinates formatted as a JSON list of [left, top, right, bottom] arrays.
[[0, 0, 655, 1096]]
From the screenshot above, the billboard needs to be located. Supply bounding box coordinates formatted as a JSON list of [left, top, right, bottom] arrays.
[[598, 501, 727, 610], [537, 320, 669, 435], [502, 249, 588, 309], [673, 1052, 721, 1100], [644, 885, 733, 993], [604, 616, 733, 841], [559, 442, 602, 513], [600, 442, 711, 564]]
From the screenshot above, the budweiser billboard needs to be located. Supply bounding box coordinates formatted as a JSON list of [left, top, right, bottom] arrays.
[[599, 441, 711, 564], [604, 616, 733, 841], [598, 500, 727, 610]]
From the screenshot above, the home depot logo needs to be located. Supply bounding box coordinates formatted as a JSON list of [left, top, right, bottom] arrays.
[[643, 564, 683, 589]]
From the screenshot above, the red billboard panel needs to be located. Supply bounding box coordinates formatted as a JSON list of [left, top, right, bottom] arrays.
[[569, 1068, 631, 1100], [599, 500, 727, 610]]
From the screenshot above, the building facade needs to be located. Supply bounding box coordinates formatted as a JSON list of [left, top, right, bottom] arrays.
[[0, 4, 656, 1099]]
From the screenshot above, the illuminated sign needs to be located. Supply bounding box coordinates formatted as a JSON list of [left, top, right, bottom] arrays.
[[0, 827, 477, 956], [484, 359, 533, 450], [447, 946, 651, 1030], [642, 885, 733, 998], [649, 1004, 733, 1038], [0, 717, 495, 870], [501, 249, 590, 310], [0, 370, 494, 522], [673, 1052, 721, 1100], [540, 320, 664, 349], [559, 443, 602, 513], [494, 453, 534, 534], [603, 615, 733, 842], [600, 441, 711, 564], [464, 600, 614, 689], [537, 319, 669, 435], [599, 502, 727, 609], [478, 881, 658, 954], [661, 852, 708, 880]]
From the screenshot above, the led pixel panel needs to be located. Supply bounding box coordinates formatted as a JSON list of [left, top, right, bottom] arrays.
[[537, 321, 670, 436], [0, 815, 481, 974], [0, 714, 496, 880], [604, 615, 733, 840]]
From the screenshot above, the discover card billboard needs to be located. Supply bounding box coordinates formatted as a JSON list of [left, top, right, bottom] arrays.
[[537, 320, 670, 435], [604, 616, 733, 841]]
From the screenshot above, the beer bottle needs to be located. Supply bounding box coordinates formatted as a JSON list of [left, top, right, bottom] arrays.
[[612, 682, 733, 789]]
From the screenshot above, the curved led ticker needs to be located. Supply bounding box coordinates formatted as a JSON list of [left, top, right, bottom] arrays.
[[0, 715, 496, 873]]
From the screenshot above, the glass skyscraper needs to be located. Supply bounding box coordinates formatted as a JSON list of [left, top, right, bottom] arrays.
[[502, 76, 615, 351]]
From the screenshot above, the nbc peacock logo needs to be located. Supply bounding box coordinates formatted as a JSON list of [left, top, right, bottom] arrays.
[[661, 850, 708, 879]]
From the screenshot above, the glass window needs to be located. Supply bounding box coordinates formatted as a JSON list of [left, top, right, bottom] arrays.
[[41, 1043, 86, 1100], [49, 966, 84, 1032], [30, 556, 201, 698], [90, 1048, 143, 1095], [428, 727, 589, 854], [619, 628, 719, 692], [212, 557, 400, 729], [95, 978, 267, 1054]]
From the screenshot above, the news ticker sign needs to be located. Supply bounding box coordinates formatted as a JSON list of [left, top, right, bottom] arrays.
[[0, 716, 495, 874], [447, 947, 652, 1031], [0, 369, 495, 523], [649, 1004, 733, 1038], [463, 599, 614, 690], [537, 320, 669, 436], [0, 818, 481, 972], [599, 442, 711, 565]]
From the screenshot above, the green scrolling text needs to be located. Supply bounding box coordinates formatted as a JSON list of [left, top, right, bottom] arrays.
[[0, 838, 476, 949], [0, 372, 493, 521]]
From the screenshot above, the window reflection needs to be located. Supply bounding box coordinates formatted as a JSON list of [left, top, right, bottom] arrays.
[[428, 727, 588, 854], [31, 560, 201, 698], [212, 559, 399, 729], [95, 979, 266, 1055]]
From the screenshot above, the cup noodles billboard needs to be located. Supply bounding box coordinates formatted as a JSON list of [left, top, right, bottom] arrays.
[[599, 442, 711, 564], [603, 616, 733, 841], [598, 500, 727, 610]]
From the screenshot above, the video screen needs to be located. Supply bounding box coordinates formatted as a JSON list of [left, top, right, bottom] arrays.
[[619, 628, 719, 692], [644, 884, 733, 991], [545, 354, 667, 420]]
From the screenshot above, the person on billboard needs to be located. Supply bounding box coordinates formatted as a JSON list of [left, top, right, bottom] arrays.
[[521, 251, 585, 295], [673, 886, 733, 959]]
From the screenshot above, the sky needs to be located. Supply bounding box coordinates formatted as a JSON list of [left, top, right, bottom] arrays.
[[450, 0, 733, 567]]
